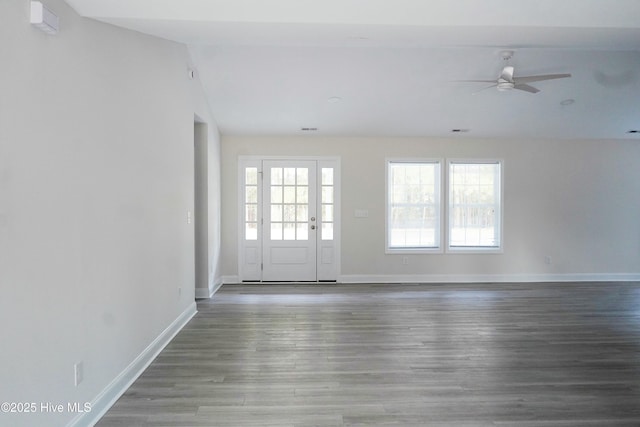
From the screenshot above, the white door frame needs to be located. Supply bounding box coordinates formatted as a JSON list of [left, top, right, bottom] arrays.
[[237, 156, 341, 282]]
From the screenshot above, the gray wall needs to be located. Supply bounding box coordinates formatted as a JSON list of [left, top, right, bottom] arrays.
[[221, 136, 640, 282], [0, 1, 221, 426]]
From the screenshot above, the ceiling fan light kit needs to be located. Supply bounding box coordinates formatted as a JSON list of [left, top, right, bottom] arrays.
[[497, 81, 515, 91]]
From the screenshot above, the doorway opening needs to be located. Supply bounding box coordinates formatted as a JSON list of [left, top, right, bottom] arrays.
[[194, 119, 208, 296]]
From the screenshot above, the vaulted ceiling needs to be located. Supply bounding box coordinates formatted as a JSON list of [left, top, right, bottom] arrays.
[[65, 0, 640, 139]]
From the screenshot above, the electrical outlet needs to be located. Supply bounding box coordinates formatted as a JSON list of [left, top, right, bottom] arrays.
[[187, 211, 192, 224], [178, 286, 182, 296], [402, 257, 409, 265], [544, 256, 552, 265], [74, 362, 84, 386]]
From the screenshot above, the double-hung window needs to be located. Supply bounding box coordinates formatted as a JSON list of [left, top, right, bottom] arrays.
[[387, 161, 442, 251], [386, 159, 503, 253], [448, 160, 502, 251]]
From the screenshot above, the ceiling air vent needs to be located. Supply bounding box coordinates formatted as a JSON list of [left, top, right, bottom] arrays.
[[301, 127, 318, 132]]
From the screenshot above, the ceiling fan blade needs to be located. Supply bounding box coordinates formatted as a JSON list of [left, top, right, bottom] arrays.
[[516, 73, 571, 84], [500, 66, 514, 82], [472, 84, 498, 94], [514, 83, 540, 94]]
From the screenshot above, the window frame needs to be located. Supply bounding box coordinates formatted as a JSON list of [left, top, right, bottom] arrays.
[[446, 158, 504, 254], [385, 158, 444, 254]]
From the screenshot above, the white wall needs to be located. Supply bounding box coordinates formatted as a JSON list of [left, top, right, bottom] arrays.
[[194, 120, 223, 297], [0, 1, 221, 426], [221, 136, 640, 282]]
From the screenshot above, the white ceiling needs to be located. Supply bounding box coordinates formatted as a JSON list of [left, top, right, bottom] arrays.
[[65, 0, 640, 139]]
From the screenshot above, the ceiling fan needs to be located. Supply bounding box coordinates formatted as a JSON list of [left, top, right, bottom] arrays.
[[462, 51, 571, 94]]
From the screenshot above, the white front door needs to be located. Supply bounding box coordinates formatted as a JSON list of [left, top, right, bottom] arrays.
[[262, 160, 317, 281], [238, 157, 339, 282]]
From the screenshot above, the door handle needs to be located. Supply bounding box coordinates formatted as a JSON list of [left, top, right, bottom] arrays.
[[310, 225, 316, 230], [310, 217, 316, 222]]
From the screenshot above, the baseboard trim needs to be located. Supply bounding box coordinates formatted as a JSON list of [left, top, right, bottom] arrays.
[[67, 302, 197, 427], [221, 275, 240, 284], [339, 273, 640, 284], [217, 273, 640, 285], [195, 277, 224, 299]]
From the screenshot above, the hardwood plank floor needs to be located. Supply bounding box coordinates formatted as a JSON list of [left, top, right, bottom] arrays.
[[96, 282, 640, 426]]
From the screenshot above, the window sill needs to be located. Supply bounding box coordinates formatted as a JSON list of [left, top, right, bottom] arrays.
[[446, 246, 503, 254], [386, 248, 443, 255]]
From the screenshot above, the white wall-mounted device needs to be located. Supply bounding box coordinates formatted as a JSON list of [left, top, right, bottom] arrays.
[[30, 1, 59, 35]]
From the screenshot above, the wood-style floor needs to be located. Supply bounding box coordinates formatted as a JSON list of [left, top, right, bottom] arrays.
[[96, 282, 640, 426]]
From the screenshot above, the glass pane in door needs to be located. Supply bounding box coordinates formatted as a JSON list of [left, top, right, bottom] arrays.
[[269, 167, 310, 241]]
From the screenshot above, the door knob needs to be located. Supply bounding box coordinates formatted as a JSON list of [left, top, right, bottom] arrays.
[[310, 225, 316, 230], [310, 217, 316, 222]]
